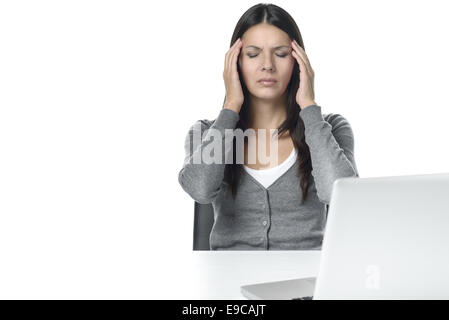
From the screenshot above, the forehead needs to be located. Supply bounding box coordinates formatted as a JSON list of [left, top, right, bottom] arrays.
[[242, 23, 291, 46]]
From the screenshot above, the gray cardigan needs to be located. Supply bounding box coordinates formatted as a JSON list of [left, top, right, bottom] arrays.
[[178, 105, 359, 250]]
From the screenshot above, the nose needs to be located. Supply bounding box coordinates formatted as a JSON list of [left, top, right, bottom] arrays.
[[262, 53, 274, 71]]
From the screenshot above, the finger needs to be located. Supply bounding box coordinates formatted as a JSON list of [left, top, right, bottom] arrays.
[[292, 40, 313, 73], [292, 49, 313, 77], [292, 48, 315, 98], [291, 49, 310, 75], [291, 40, 311, 66], [232, 41, 242, 74], [226, 38, 241, 74], [225, 45, 231, 73]]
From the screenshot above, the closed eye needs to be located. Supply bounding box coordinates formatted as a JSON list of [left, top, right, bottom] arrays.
[[247, 53, 288, 58]]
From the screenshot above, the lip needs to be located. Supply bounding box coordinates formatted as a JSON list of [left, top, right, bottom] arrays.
[[258, 79, 277, 86], [258, 78, 277, 82]]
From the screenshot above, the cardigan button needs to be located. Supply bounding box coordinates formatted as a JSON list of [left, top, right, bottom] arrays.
[[262, 220, 268, 226]]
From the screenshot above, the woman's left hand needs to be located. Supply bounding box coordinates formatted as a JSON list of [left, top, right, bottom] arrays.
[[291, 39, 317, 110]]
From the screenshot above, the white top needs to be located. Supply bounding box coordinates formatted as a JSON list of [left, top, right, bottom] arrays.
[[243, 147, 297, 189]]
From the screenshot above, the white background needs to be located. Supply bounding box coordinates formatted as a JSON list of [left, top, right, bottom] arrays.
[[0, 0, 448, 298]]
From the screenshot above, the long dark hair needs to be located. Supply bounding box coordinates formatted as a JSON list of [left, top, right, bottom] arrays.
[[223, 3, 312, 205]]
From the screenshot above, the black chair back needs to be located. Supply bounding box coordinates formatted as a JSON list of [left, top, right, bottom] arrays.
[[193, 201, 214, 250]]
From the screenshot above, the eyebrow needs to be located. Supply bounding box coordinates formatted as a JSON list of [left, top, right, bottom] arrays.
[[245, 45, 290, 50]]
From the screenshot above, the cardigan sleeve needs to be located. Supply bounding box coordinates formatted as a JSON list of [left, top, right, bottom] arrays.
[[178, 108, 240, 204], [299, 104, 359, 205]]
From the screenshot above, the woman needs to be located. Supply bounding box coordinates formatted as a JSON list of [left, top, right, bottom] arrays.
[[178, 3, 359, 250]]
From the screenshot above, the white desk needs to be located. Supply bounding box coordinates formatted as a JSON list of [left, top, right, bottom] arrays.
[[0, 250, 321, 299], [157, 250, 322, 300]]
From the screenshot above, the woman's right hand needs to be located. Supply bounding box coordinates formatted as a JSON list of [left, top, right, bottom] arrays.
[[222, 38, 244, 113]]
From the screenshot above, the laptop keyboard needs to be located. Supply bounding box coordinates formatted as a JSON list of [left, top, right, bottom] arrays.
[[292, 296, 313, 300]]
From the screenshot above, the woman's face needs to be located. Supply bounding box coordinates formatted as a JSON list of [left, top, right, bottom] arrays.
[[238, 23, 294, 101]]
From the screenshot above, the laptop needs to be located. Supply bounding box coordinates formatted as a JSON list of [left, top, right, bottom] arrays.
[[241, 172, 449, 300]]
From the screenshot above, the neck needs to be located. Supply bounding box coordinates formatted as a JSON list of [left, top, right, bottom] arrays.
[[248, 93, 288, 131]]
